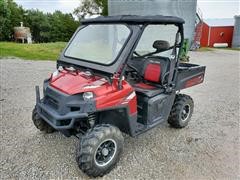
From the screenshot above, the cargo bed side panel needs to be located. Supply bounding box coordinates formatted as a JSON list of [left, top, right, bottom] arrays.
[[176, 63, 206, 90]]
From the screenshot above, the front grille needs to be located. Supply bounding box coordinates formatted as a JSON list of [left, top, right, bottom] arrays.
[[47, 88, 61, 99], [41, 109, 53, 123], [70, 107, 80, 112], [44, 85, 87, 115], [45, 96, 59, 110]]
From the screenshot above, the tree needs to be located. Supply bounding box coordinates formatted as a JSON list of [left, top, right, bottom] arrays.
[[24, 9, 51, 42], [24, 10, 79, 42], [8, 0, 24, 29], [48, 11, 79, 42], [74, 0, 108, 19], [0, 0, 11, 40], [0, 0, 24, 40], [0, 0, 80, 42]]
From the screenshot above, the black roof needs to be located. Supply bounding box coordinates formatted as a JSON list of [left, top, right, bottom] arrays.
[[82, 15, 185, 25]]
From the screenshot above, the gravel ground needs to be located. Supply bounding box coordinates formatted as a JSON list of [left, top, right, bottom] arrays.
[[0, 49, 239, 180]]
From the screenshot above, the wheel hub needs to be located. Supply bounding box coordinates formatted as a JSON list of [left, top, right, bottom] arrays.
[[94, 139, 117, 167], [181, 104, 190, 121], [102, 148, 109, 156]]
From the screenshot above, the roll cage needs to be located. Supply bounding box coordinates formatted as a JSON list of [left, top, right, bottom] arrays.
[[57, 15, 185, 90]]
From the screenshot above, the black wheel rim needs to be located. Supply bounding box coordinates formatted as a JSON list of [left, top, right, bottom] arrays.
[[94, 139, 117, 167], [181, 104, 190, 121]]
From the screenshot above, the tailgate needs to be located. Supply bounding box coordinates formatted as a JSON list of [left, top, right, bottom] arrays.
[[175, 63, 206, 90]]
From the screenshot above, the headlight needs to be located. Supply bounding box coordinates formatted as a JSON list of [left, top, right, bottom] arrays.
[[83, 92, 94, 100]]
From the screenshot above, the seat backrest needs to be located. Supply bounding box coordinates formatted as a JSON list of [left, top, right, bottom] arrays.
[[144, 62, 161, 83], [142, 57, 170, 84]]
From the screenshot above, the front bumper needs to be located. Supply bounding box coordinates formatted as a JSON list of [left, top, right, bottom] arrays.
[[35, 86, 92, 130]]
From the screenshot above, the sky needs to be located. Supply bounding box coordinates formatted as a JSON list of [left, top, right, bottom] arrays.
[[15, 0, 80, 14], [15, 0, 240, 19]]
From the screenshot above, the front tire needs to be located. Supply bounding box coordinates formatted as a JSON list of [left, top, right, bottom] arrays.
[[76, 124, 124, 177], [168, 94, 194, 128], [32, 107, 55, 133]]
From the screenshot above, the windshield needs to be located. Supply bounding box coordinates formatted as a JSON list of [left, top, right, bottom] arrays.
[[64, 24, 131, 65]]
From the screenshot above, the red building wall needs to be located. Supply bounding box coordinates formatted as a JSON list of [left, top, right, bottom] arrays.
[[208, 26, 234, 47], [201, 23, 234, 47], [200, 23, 210, 47]]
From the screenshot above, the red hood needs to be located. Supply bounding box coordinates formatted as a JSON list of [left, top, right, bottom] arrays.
[[50, 70, 113, 95]]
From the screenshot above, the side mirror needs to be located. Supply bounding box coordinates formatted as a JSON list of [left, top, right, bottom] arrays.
[[153, 40, 170, 52]]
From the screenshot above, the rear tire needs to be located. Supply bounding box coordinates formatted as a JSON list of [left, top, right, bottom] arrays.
[[76, 124, 124, 177], [168, 94, 194, 128], [32, 107, 55, 133]]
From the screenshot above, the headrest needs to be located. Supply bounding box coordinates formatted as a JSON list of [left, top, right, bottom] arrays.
[[152, 40, 170, 52]]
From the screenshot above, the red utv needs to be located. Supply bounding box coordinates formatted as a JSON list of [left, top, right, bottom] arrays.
[[33, 15, 206, 177]]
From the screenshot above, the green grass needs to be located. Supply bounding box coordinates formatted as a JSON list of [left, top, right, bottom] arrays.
[[1, 42, 239, 61], [198, 47, 240, 52], [0, 42, 67, 60], [198, 47, 214, 52]]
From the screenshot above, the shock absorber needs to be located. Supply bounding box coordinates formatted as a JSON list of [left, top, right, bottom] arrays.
[[88, 113, 96, 127]]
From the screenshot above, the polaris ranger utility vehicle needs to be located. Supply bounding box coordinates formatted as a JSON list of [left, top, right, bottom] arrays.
[[33, 15, 206, 177]]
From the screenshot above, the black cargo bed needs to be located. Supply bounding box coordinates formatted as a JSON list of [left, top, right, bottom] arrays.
[[175, 63, 206, 90]]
